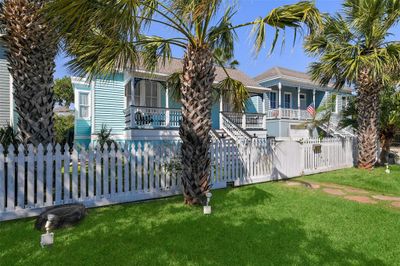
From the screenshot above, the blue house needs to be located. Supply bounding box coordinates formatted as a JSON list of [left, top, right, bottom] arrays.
[[0, 34, 14, 128], [72, 62, 353, 147]]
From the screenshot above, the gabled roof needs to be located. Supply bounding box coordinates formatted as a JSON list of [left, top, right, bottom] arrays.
[[254, 66, 352, 92], [130, 57, 268, 91]]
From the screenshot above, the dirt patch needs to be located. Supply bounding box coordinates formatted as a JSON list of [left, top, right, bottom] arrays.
[[343, 188, 370, 194], [344, 196, 377, 204], [391, 202, 400, 208], [285, 181, 302, 186], [372, 195, 400, 201], [323, 188, 346, 196], [309, 183, 321, 189]]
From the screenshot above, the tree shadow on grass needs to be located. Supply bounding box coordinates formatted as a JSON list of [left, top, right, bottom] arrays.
[[0, 193, 387, 266]]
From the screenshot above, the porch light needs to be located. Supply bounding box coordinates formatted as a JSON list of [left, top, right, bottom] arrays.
[[40, 214, 56, 248], [203, 192, 212, 215]]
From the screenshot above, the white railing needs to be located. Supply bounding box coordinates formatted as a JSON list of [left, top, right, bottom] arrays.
[[223, 112, 265, 129], [124, 106, 181, 129], [221, 113, 252, 142], [0, 137, 356, 221], [266, 108, 312, 120]]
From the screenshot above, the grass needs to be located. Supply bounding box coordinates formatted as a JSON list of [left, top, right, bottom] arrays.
[[300, 165, 400, 195], [1, 170, 400, 265]]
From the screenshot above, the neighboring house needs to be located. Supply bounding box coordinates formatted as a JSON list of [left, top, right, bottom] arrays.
[[72, 58, 269, 147], [54, 106, 74, 116], [72, 61, 354, 147], [254, 67, 354, 139]]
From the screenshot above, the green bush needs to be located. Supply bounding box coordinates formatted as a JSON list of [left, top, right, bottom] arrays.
[[0, 124, 20, 149], [54, 114, 74, 147]]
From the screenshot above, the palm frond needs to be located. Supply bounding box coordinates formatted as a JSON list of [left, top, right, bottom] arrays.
[[216, 77, 249, 112], [166, 72, 183, 103]]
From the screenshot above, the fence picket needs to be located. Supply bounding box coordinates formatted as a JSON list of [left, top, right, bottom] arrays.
[[117, 149, 123, 194], [55, 144, 62, 205], [7, 145, 15, 210], [88, 146, 95, 199], [79, 148, 87, 199], [27, 145, 35, 207], [130, 144, 136, 192], [103, 145, 109, 196], [36, 144, 44, 207], [71, 147, 79, 201], [45, 144, 53, 205], [63, 144, 70, 203], [110, 144, 116, 196], [17, 145, 25, 208], [124, 144, 129, 193], [137, 144, 142, 191], [95, 145, 102, 199]]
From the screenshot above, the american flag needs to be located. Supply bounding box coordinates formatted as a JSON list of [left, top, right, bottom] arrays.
[[307, 103, 316, 116]]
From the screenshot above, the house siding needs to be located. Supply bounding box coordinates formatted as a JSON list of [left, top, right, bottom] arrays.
[[0, 43, 10, 127], [94, 74, 125, 134]]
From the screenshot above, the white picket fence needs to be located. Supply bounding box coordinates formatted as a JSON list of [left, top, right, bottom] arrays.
[[0, 137, 355, 221]]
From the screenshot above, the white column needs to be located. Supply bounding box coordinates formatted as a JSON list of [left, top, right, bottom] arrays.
[[278, 82, 282, 118], [297, 86, 301, 120], [165, 86, 170, 128], [219, 94, 223, 129], [242, 111, 246, 129], [313, 89, 316, 105]]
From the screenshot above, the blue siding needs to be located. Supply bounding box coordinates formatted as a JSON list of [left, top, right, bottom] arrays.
[[94, 74, 125, 134], [211, 101, 220, 129], [75, 119, 91, 136]]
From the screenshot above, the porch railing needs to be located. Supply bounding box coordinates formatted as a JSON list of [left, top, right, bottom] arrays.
[[266, 108, 312, 120], [223, 112, 266, 130], [124, 106, 182, 129]]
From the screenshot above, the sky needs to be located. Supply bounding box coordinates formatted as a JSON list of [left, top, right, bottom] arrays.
[[54, 0, 400, 79]]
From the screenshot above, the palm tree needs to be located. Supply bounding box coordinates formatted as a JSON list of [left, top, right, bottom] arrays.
[[305, 0, 400, 169], [302, 94, 335, 138], [1, 0, 58, 146], [340, 86, 400, 164], [46, 0, 321, 205]]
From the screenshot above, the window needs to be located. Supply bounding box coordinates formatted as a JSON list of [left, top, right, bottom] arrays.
[[145, 80, 159, 107], [269, 92, 277, 109], [300, 93, 307, 109], [125, 81, 132, 106], [284, 93, 292, 108], [79, 92, 89, 118], [132, 79, 161, 107]]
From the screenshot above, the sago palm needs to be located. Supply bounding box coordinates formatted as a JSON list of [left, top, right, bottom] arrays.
[[305, 0, 400, 169], [46, 0, 321, 205], [0, 0, 58, 146]]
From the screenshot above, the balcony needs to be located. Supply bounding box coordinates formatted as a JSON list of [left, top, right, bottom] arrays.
[[266, 108, 312, 120], [124, 106, 182, 129]]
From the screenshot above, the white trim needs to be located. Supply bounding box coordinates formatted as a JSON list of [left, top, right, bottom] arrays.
[[283, 92, 292, 109], [76, 89, 91, 120], [91, 81, 95, 132]]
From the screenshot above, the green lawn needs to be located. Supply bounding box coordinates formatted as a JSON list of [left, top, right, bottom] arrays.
[[300, 165, 400, 195], [1, 169, 400, 265]]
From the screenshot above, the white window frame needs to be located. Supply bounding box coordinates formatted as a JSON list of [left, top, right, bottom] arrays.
[[76, 90, 91, 119], [299, 93, 307, 109], [284, 92, 292, 109], [269, 91, 277, 109]]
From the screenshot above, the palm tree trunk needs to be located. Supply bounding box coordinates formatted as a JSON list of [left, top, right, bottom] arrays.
[[179, 45, 215, 205], [1, 0, 57, 147], [356, 69, 381, 169]]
